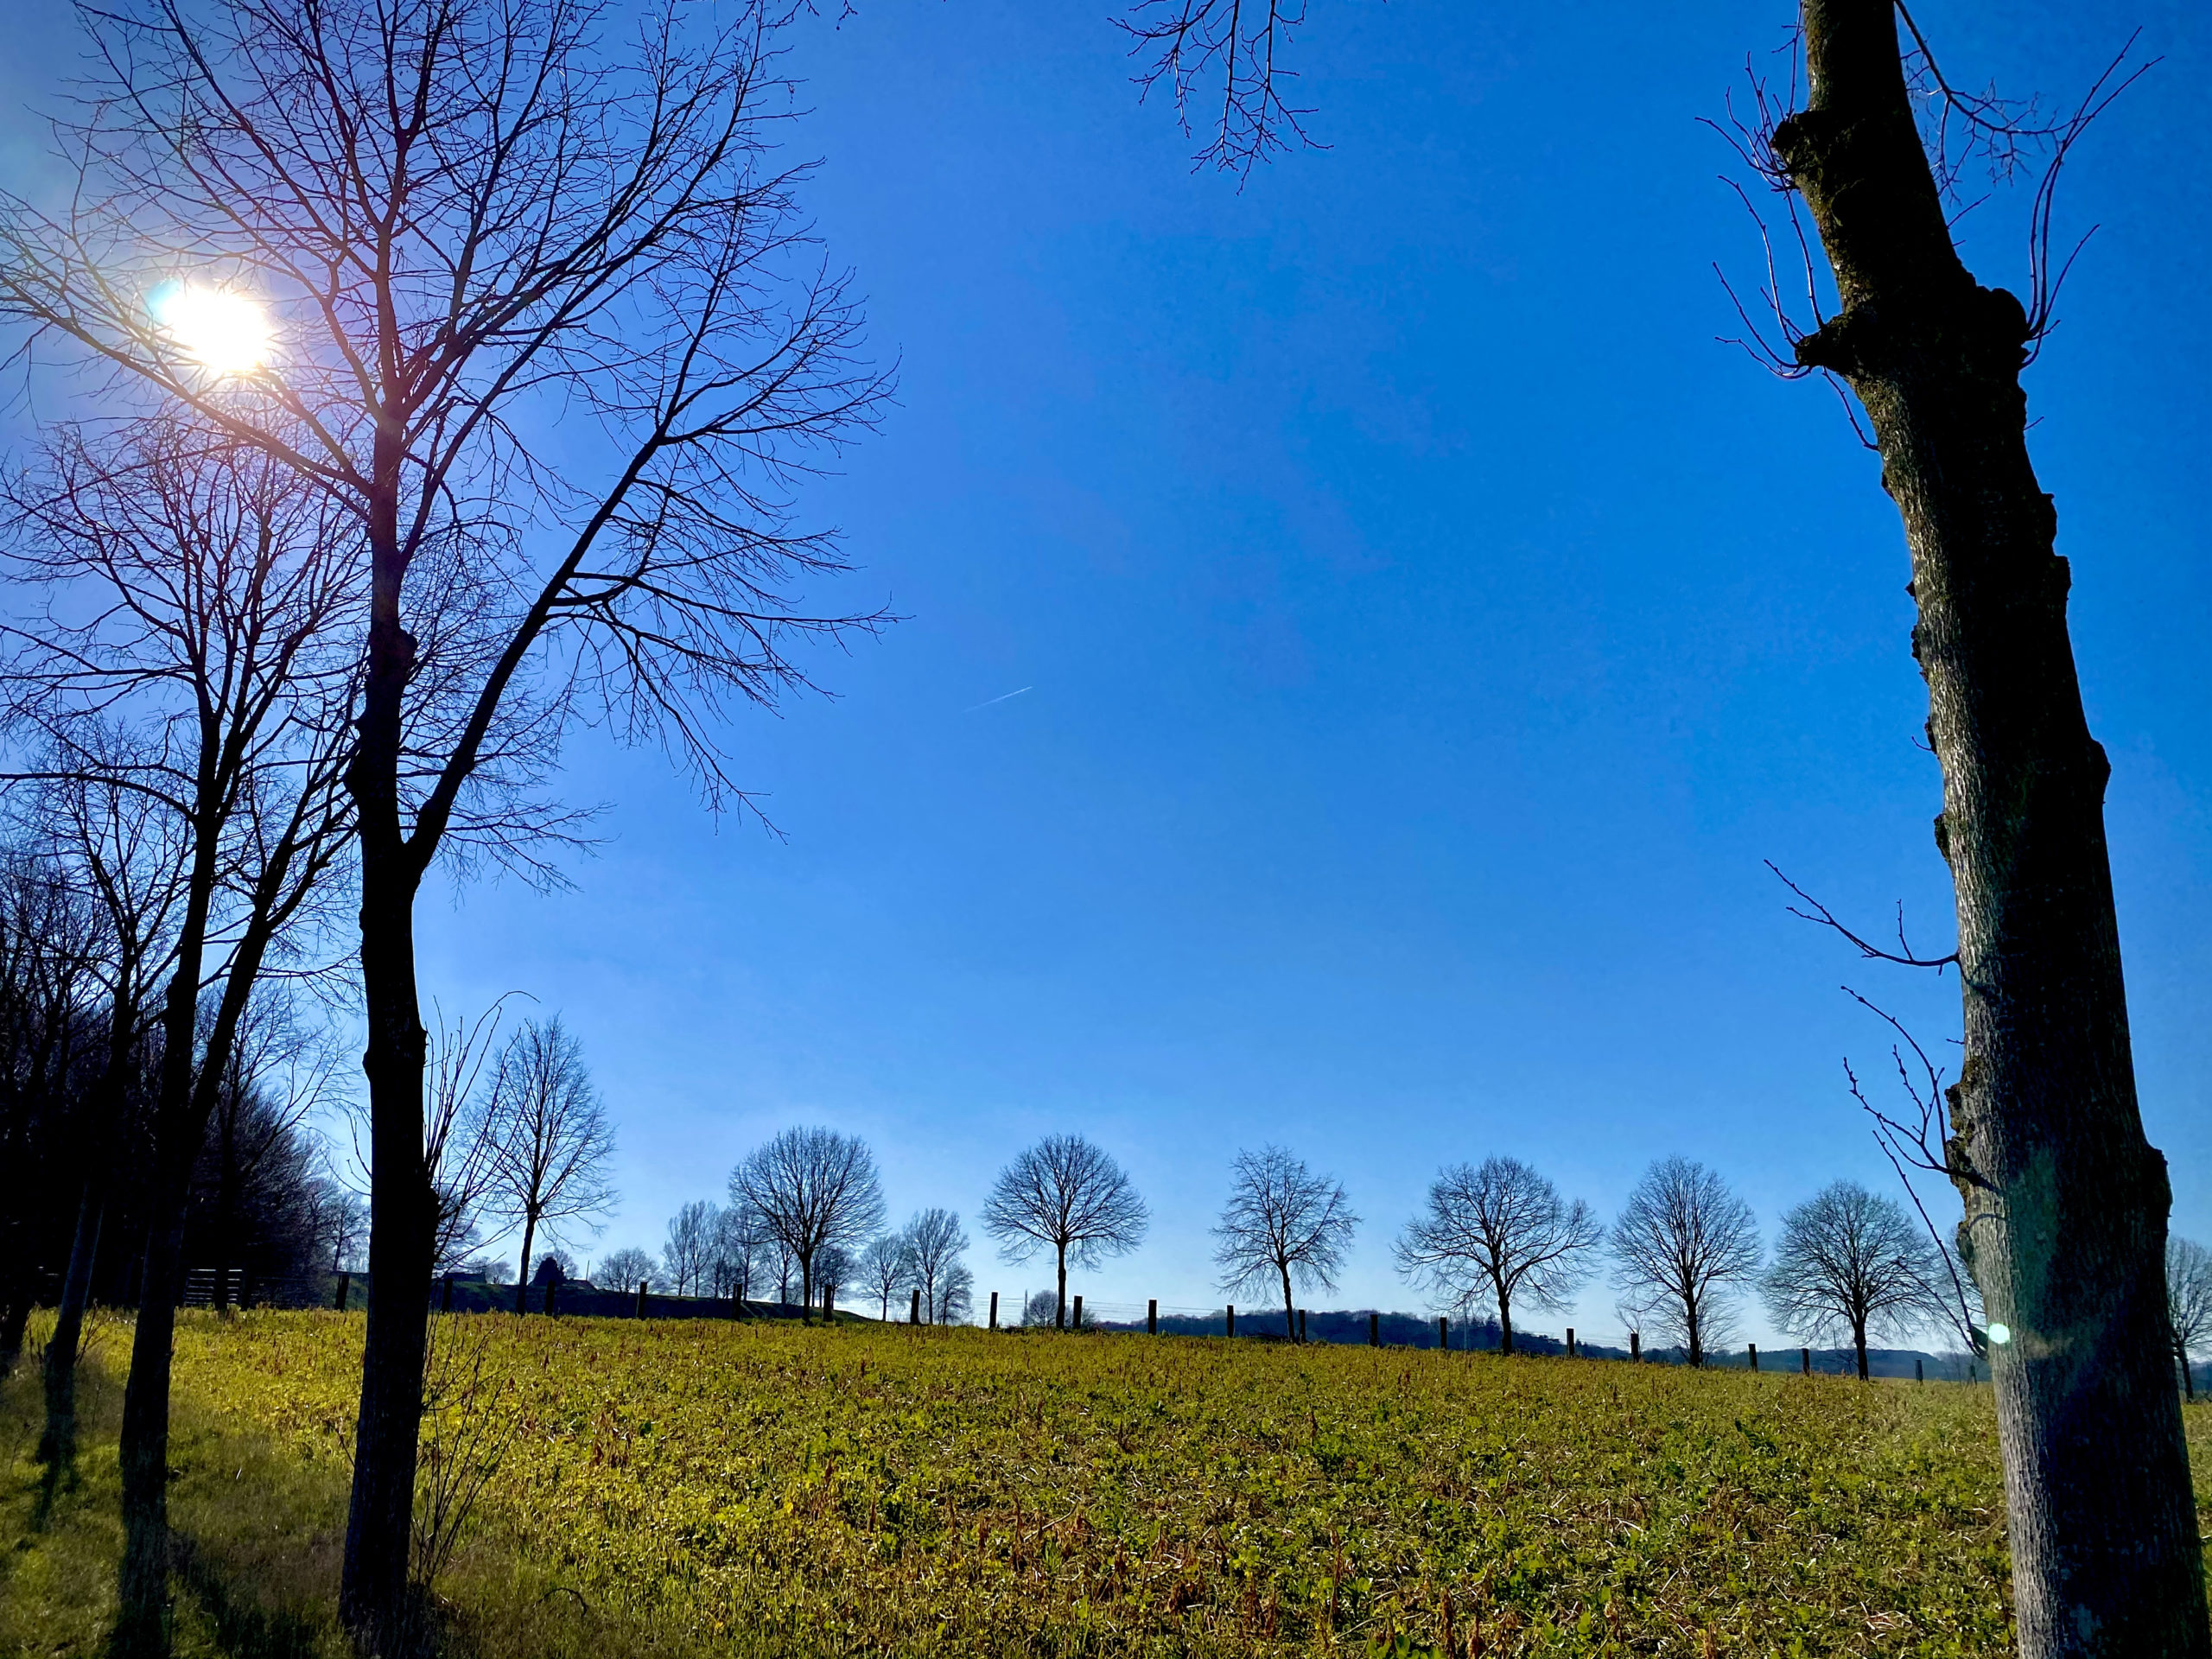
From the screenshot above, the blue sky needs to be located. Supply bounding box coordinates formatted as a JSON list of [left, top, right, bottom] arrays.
[[4, 0, 2208, 1345]]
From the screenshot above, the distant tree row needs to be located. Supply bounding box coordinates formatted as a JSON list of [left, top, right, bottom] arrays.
[[628, 1128, 2212, 1388]]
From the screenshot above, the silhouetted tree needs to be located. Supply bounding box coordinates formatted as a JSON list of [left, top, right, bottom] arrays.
[[982, 1135, 1148, 1330], [1611, 1157, 1761, 1368], [595, 1247, 655, 1294], [0, 0, 890, 1635], [0, 419, 355, 1624], [1395, 1156, 1602, 1356], [663, 1201, 715, 1298], [480, 1019, 615, 1313], [2171, 1239, 2212, 1403], [899, 1208, 969, 1326], [730, 1128, 886, 1321], [854, 1234, 906, 1322], [1763, 1180, 1942, 1380], [1212, 1146, 1357, 1342]]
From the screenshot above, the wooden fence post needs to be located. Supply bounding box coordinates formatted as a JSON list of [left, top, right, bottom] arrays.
[[1438, 1316, 1448, 1351], [1147, 1298, 1157, 1335], [334, 1272, 349, 1312], [636, 1279, 647, 1319], [910, 1287, 921, 1325], [1072, 1294, 1084, 1329], [1370, 1313, 1380, 1348], [1566, 1326, 1575, 1357], [1748, 1343, 1758, 1372], [545, 1274, 559, 1318], [989, 1291, 1000, 1331], [823, 1282, 836, 1324], [1801, 1346, 1811, 1375], [1225, 1303, 1235, 1338], [1298, 1308, 1306, 1344], [1916, 1357, 1924, 1383], [1630, 1331, 1641, 1363]]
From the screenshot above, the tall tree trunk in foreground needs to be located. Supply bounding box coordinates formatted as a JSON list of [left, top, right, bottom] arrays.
[[1776, 3, 2207, 1651], [339, 491, 437, 1649]]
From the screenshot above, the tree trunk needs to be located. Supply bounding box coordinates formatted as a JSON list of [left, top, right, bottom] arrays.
[[1775, 5, 2207, 1650], [2179, 1346, 2194, 1403], [799, 1250, 815, 1324], [1496, 1281, 1515, 1357], [513, 1214, 537, 1317], [1279, 1262, 1296, 1342], [1684, 1300, 1702, 1369], [39, 1189, 101, 1470], [112, 1217, 190, 1658], [1853, 1318, 1870, 1382], [1054, 1245, 1067, 1331], [339, 469, 437, 1652]]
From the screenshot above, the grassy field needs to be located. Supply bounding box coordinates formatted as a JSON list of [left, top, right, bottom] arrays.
[[4, 1312, 2209, 1657]]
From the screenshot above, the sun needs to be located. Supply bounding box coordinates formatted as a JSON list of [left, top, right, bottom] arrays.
[[147, 280, 273, 374]]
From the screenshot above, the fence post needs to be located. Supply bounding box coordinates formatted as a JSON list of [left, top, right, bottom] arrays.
[[546, 1275, 559, 1318], [1370, 1312, 1380, 1348], [1748, 1343, 1758, 1372], [1147, 1298, 1157, 1335], [1916, 1357, 1924, 1383], [334, 1271, 349, 1312], [1225, 1303, 1235, 1338], [636, 1279, 648, 1319], [1566, 1326, 1575, 1357], [823, 1282, 836, 1325], [1630, 1331, 1641, 1363], [1298, 1308, 1306, 1344], [1072, 1294, 1084, 1330], [1801, 1346, 1811, 1375], [910, 1287, 921, 1325], [989, 1291, 1000, 1331], [1438, 1316, 1449, 1351], [441, 1274, 454, 1313]]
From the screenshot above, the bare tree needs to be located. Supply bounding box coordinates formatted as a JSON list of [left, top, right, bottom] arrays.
[[1610, 1157, 1761, 1368], [2170, 1239, 2212, 1404], [899, 1208, 969, 1326], [480, 1019, 615, 1314], [982, 1135, 1148, 1330], [1763, 1180, 1942, 1380], [1394, 1156, 1602, 1356], [662, 1200, 715, 1298], [858, 1233, 912, 1322], [1109, 5, 2208, 1645], [0, 417, 355, 1622], [711, 1201, 770, 1305], [0, 0, 890, 1633], [1212, 1146, 1357, 1342], [595, 1246, 655, 1294], [729, 1127, 886, 1321]]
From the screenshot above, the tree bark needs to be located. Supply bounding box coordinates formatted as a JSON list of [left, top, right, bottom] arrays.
[[38, 1188, 100, 1469], [1055, 1245, 1068, 1330], [339, 465, 437, 1652], [1853, 1318, 1869, 1382], [1496, 1281, 1515, 1357], [1279, 1262, 1296, 1342], [513, 1214, 538, 1317], [1776, 4, 2207, 1650]]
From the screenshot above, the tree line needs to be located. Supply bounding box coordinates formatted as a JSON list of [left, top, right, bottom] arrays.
[[613, 1128, 2212, 1389]]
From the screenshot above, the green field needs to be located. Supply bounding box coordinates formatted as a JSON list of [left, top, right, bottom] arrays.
[[5, 1312, 2209, 1656]]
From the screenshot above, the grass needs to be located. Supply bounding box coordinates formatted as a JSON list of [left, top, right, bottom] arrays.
[[4, 1312, 2209, 1657]]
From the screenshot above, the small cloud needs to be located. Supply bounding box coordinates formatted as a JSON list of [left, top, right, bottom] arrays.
[[963, 686, 1033, 714]]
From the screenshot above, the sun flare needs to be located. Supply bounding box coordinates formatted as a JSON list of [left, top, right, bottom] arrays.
[[146, 280, 272, 374]]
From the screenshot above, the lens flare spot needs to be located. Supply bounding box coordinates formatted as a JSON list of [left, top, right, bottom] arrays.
[[1986, 1322, 2012, 1345]]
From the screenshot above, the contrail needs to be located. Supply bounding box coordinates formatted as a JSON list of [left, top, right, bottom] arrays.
[[963, 686, 1033, 713]]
